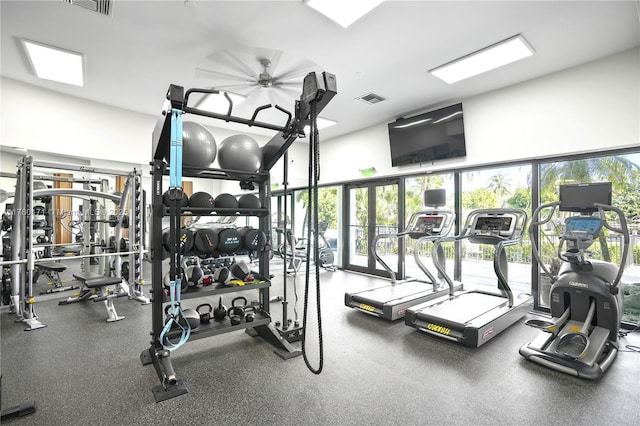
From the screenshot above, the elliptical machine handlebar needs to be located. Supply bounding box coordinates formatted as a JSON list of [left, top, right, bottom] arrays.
[[594, 203, 629, 293], [529, 201, 561, 281]]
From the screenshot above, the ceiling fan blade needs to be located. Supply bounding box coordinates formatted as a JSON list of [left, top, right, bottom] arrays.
[[274, 58, 320, 82], [195, 67, 253, 83], [275, 85, 302, 97], [218, 49, 260, 78]]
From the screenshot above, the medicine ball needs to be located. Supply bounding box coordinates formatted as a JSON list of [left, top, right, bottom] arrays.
[[163, 271, 188, 292], [237, 227, 267, 252], [213, 267, 231, 285], [189, 191, 216, 213], [185, 265, 204, 287], [184, 308, 201, 329], [216, 228, 241, 253], [230, 261, 251, 280], [193, 228, 219, 255], [162, 228, 194, 253], [164, 121, 216, 169], [238, 193, 261, 209], [217, 134, 262, 172], [214, 193, 239, 210], [162, 190, 189, 208]]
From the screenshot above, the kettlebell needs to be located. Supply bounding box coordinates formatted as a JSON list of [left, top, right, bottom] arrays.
[[228, 296, 247, 325], [196, 303, 213, 324], [213, 296, 227, 320], [244, 305, 256, 323]]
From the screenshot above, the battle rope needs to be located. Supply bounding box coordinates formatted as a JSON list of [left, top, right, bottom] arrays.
[[302, 101, 324, 374], [159, 109, 191, 351]]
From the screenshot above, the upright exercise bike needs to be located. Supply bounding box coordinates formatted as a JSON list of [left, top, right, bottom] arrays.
[[519, 182, 629, 380]]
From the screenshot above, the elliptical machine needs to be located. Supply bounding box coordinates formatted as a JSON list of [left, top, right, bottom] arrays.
[[520, 182, 629, 380]]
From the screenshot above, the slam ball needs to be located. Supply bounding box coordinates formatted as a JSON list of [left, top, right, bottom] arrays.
[[189, 191, 216, 213], [217, 134, 262, 172], [238, 194, 261, 209]]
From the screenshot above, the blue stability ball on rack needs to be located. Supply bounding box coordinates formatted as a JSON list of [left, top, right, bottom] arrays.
[[217, 134, 262, 172], [166, 121, 217, 168]]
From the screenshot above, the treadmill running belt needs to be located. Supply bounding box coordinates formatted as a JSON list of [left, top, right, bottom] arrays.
[[422, 292, 507, 324], [353, 281, 436, 305]]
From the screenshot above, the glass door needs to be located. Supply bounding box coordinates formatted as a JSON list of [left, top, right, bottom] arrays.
[[345, 181, 400, 277]]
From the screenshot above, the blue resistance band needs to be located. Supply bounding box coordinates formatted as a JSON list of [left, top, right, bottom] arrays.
[[159, 109, 190, 351]]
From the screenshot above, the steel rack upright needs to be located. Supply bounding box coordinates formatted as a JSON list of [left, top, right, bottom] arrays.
[[140, 77, 336, 402]]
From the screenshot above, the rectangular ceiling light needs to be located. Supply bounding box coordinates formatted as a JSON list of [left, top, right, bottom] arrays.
[[196, 91, 247, 113], [22, 39, 84, 86], [306, 0, 384, 28], [429, 34, 534, 84]]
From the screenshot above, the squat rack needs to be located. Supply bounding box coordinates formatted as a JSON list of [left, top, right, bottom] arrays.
[[2, 156, 148, 330]]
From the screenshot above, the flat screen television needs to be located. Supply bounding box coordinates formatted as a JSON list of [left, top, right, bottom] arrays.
[[388, 103, 466, 167], [559, 182, 612, 213]]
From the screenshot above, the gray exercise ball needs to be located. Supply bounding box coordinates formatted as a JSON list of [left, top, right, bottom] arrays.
[[217, 134, 262, 172], [169, 121, 217, 168]]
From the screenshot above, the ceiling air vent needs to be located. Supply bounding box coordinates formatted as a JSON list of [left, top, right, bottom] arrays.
[[62, 0, 113, 16], [356, 92, 387, 105]]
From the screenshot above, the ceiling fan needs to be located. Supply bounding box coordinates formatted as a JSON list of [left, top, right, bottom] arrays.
[[195, 47, 320, 108]]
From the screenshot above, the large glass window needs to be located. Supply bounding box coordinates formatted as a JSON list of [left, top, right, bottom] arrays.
[[460, 165, 533, 295], [538, 153, 640, 323]]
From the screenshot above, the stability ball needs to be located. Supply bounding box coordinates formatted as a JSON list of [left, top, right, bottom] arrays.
[[217, 134, 262, 172], [165, 121, 217, 169]]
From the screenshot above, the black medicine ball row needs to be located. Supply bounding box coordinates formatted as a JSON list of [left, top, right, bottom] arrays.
[[162, 226, 267, 255], [164, 190, 262, 214]]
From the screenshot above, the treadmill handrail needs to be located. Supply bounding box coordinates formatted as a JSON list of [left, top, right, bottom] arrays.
[[370, 231, 410, 283], [413, 235, 446, 291], [433, 208, 528, 298]]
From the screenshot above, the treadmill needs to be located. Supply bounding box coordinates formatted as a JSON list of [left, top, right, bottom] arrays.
[[344, 189, 460, 321], [405, 208, 532, 347]]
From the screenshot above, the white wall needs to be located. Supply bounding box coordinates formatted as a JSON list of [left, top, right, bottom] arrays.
[[2, 47, 638, 194], [0, 77, 312, 197], [321, 47, 640, 185]]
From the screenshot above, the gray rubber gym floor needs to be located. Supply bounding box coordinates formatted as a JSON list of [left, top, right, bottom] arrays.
[[2, 259, 639, 425]]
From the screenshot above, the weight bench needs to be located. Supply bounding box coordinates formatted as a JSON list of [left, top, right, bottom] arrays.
[[36, 261, 79, 294], [59, 272, 129, 322]]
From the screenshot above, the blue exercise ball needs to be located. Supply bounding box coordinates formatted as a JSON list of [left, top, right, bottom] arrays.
[[168, 121, 216, 168], [217, 134, 262, 172]]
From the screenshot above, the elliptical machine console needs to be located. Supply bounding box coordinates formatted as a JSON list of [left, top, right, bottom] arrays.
[[520, 182, 629, 379]]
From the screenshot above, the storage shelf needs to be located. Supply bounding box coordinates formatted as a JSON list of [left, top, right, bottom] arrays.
[[164, 312, 270, 342], [162, 206, 268, 218], [169, 280, 270, 302]]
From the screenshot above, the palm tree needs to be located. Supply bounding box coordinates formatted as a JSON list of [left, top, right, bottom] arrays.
[[540, 156, 639, 198], [487, 172, 512, 207]]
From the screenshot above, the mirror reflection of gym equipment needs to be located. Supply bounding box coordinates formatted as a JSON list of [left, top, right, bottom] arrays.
[[520, 182, 629, 379], [344, 189, 458, 320], [405, 207, 532, 347]]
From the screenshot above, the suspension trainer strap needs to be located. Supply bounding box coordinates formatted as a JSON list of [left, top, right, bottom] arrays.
[[160, 109, 191, 351], [302, 101, 324, 374]]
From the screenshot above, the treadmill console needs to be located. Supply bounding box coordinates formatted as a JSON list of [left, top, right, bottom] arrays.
[[470, 215, 516, 237], [409, 214, 445, 237]]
